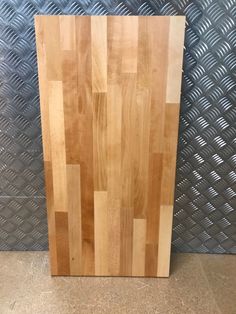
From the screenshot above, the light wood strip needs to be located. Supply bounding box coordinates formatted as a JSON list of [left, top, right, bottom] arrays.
[[60, 16, 76, 51], [121, 74, 136, 209], [107, 84, 122, 275], [132, 219, 146, 276], [120, 73, 136, 275], [42, 16, 61, 80], [166, 17, 185, 103], [108, 200, 121, 275], [67, 164, 82, 275], [161, 103, 180, 206], [48, 81, 67, 213], [161, 153, 177, 206], [94, 191, 108, 275], [106, 17, 123, 275], [44, 161, 57, 274], [120, 206, 133, 276], [157, 206, 174, 277], [107, 16, 122, 84], [91, 16, 107, 92], [164, 103, 180, 154], [34, 16, 51, 162], [133, 17, 152, 219], [121, 16, 138, 73]]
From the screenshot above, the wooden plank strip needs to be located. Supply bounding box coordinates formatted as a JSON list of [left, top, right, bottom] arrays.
[[93, 93, 107, 191], [108, 200, 121, 275], [75, 16, 95, 275], [79, 119, 95, 275], [120, 74, 136, 209], [166, 17, 186, 103], [106, 17, 123, 275], [121, 16, 138, 73], [157, 72, 183, 278], [60, 16, 76, 51], [34, 16, 51, 162], [133, 17, 152, 219], [133, 90, 150, 219], [106, 87, 122, 199], [82, 240, 95, 276], [94, 191, 108, 275], [145, 154, 162, 277], [157, 206, 174, 277], [120, 206, 133, 276], [136, 16, 152, 90], [161, 103, 180, 205], [120, 73, 136, 275], [79, 125, 95, 275], [76, 16, 92, 114], [48, 81, 67, 213], [146, 153, 163, 244], [164, 103, 180, 154], [107, 16, 122, 85], [37, 16, 62, 81], [145, 17, 170, 277], [60, 16, 80, 164], [55, 212, 70, 275], [91, 16, 107, 92], [44, 161, 57, 274], [67, 164, 82, 275], [62, 50, 80, 164], [132, 219, 146, 276], [145, 244, 158, 277], [107, 85, 122, 275], [160, 153, 177, 205], [149, 16, 170, 154]]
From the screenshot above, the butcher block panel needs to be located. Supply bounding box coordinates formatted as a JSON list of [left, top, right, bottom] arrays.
[[35, 15, 185, 277]]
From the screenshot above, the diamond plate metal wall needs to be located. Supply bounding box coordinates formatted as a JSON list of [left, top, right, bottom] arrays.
[[0, 0, 235, 253]]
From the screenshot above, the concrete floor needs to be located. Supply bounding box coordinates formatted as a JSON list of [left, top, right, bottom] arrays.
[[0, 252, 235, 314]]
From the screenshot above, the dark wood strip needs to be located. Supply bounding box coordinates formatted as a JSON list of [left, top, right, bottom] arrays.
[[62, 49, 80, 164], [76, 16, 92, 114], [146, 153, 163, 244], [145, 244, 158, 277], [92, 93, 107, 191], [55, 211, 70, 275], [75, 16, 95, 275]]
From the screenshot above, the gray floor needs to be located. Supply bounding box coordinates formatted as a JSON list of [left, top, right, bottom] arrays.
[[0, 252, 235, 314]]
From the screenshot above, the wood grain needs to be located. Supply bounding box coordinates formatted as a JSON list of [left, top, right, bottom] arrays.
[[132, 219, 146, 276], [94, 191, 108, 275], [67, 164, 82, 275], [35, 15, 185, 277]]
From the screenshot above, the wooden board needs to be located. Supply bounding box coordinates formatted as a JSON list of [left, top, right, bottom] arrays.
[[35, 15, 185, 277]]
